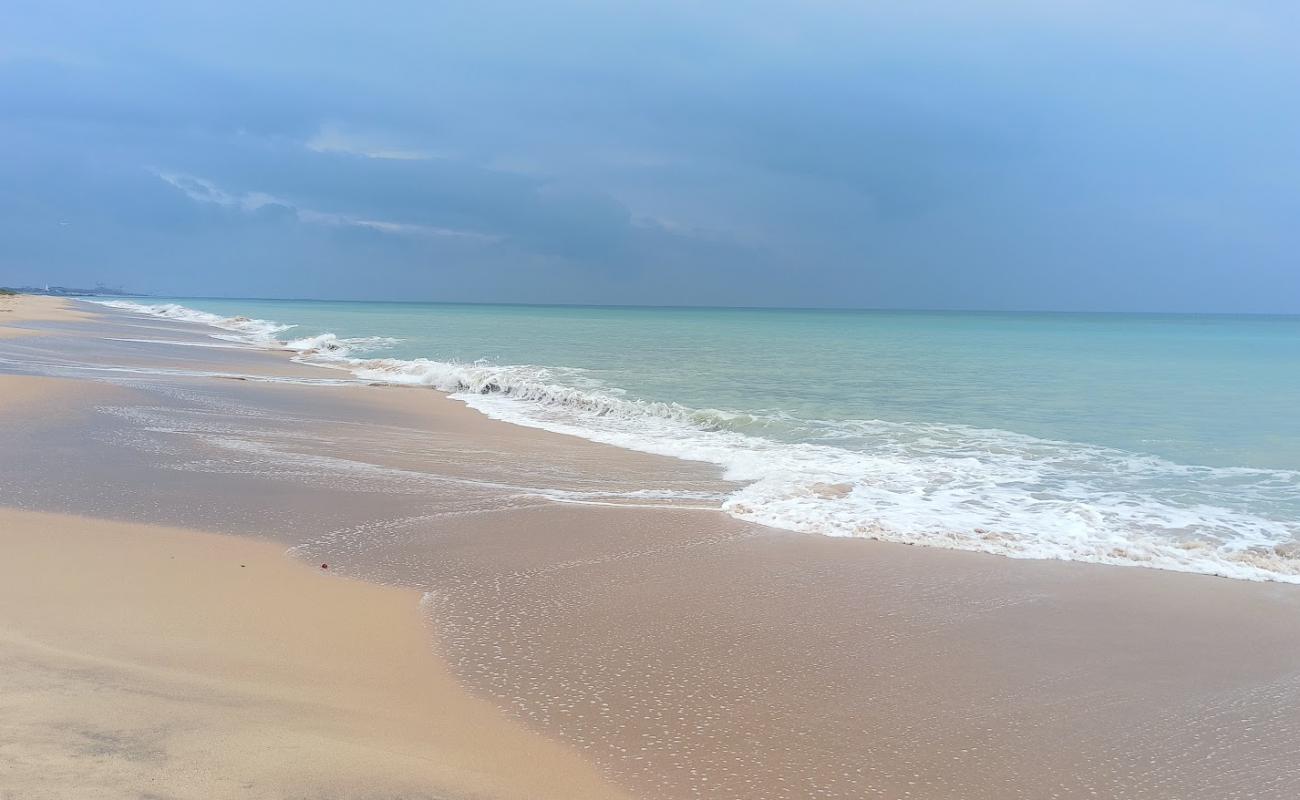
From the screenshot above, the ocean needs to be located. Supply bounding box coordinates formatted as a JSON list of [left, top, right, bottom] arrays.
[[91, 297, 1300, 582]]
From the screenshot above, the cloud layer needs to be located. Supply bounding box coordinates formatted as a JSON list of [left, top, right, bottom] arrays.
[[2, 1, 1298, 310]]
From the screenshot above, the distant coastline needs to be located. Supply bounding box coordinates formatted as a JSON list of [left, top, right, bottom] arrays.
[[0, 284, 146, 298]]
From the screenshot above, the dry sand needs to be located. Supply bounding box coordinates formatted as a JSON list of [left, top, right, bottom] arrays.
[[0, 294, 91, 337], [0, 507, 628, 800]]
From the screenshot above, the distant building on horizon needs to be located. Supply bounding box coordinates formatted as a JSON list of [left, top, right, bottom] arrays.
[[0, 283, 146, 297]]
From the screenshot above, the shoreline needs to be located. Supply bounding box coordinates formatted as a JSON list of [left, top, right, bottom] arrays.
[[0, 299, 630, 799], [81, 295, 1300, 584], [3, 295, 1300, 799]]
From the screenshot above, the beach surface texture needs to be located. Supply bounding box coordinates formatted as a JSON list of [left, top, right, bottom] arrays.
[[1, 295, 1298, 799]]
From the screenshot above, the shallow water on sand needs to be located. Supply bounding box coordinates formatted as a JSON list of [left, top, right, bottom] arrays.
[[90, 297, 1300, 582], [4, 307, 1300, 800]]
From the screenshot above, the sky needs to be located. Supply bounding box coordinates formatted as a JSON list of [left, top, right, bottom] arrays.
[[2, 1, 1298, 311]]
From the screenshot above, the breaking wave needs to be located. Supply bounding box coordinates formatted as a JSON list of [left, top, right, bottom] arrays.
[[87, 299, 1300, 583]]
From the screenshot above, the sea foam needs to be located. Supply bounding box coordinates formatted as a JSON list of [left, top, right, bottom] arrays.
[[86, 299, 1300, 583]]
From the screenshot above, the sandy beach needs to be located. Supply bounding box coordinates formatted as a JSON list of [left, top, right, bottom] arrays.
[[0, 294, 92, 337], [0, 508, 627, 800], [2, 296, 1299, 799]]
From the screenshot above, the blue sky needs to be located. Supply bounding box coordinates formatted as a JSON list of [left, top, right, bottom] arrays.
[[2, 1, 1298, 311]]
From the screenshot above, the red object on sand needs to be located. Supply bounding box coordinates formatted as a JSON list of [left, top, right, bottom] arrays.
[[321, 563, 328, 569]]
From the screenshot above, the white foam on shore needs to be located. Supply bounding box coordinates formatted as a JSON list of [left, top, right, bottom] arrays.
[[86, 299, 1300, 583], [91, 300, 292, 345]]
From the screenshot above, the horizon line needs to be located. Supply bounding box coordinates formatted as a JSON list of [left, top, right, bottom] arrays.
[[76, 292, 1300, 319]]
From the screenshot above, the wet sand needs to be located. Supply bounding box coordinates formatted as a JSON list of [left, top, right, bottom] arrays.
[[2, 295, 1299, 799]]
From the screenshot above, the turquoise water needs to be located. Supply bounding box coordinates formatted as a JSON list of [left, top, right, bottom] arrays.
[[97, 298, 1300, 581]]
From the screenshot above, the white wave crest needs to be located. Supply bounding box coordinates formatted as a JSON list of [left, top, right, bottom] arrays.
[[283, 332, 400, 357], [90, 300, 399, 358], [90, 300, 291, 346], [85, 298, 1300, 583]]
